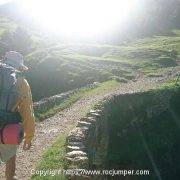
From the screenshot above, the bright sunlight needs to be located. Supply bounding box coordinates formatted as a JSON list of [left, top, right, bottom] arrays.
[[21, 0, 138, 38]]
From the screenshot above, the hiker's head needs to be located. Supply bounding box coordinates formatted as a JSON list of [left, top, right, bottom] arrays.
[[4, 51, 28, 72]]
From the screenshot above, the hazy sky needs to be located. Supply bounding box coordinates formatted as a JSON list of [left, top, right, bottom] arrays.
[[0, 0, 12, 5]]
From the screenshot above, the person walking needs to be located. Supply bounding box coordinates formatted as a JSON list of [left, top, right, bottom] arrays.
[[0, 51, 35, 180]]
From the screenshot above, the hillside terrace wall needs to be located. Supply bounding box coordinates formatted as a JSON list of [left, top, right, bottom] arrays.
[[65, 88, 177, 179], [33, 82, 99, 112]]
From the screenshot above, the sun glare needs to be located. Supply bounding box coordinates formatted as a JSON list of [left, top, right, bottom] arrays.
[[21, 0, 137, 38]]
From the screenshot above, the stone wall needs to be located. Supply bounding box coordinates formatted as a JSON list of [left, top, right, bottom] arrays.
[[33, 82, 99, 115], [65, 87, 178, 179], [33, 90, 75, 111]]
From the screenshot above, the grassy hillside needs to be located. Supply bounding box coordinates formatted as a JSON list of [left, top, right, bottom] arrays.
[[31, 80, 180, 180], [0, 3, 179, 179], [25, 32, 180, 100], [0, 15, 180, 101], [107, 81, 180, 180]]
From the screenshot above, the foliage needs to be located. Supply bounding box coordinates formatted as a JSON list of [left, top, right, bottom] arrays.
[[32, 80, 120, 179], [24, 31, 180, 101], [31, 132, 69, 180], [106, 83, 180, 179]]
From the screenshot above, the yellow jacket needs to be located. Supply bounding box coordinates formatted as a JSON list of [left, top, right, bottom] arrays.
[[12, 76, 35, 144]]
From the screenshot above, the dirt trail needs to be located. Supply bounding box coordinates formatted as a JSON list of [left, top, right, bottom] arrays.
[[0, 67, 179, 180]]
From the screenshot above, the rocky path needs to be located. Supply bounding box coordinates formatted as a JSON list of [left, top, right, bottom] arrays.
[[0, 67, 179, 180]]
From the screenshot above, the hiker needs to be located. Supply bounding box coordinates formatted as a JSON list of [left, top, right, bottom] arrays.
[[0, 51, 35, 180]]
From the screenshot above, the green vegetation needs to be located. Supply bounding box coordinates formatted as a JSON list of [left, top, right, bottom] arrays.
[[32, 80, 180, 180], [159, 77, 180, 89], [24, 32, 179, 101], [31, 131, 69, 180], [0, 2, 179, 179], [106, 82, 180, 180], [35, 80, 120, 121], [0, 15, 179, 101], [35, 90, 82, 121], [4, 16, 173, 101], [83, 79, 119, 97], [31, 80, 120, 179]]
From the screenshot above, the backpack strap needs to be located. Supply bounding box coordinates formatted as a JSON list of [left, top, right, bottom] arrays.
[[0, 124, 6, 144], [0, 64, 3, 101], [5, 74, 16, 111]]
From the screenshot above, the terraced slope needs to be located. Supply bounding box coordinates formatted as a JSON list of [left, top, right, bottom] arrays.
[[0, 16, 180, 101], [25, 30, 180, 100]]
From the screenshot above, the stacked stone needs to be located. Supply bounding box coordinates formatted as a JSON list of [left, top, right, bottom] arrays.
[[33, 83, 98, 112], [65, 88, 176, 179], [65, 102, 107, 179], [33, 91, 75, 111]]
